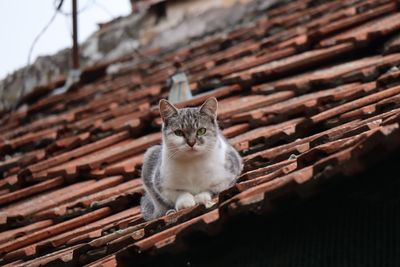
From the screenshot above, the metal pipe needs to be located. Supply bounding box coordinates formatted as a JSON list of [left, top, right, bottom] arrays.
[[72, 0, 79, 69]]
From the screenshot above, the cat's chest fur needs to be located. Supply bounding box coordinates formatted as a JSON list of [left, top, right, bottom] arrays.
[[161, 139, 231, 195]]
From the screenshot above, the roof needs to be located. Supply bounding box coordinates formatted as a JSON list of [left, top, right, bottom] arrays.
[[130, 0, 168, 12], [1, 0, 400, 265]]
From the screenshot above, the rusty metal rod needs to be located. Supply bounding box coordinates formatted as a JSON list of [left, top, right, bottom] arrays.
[[72, 0, 79, 69]]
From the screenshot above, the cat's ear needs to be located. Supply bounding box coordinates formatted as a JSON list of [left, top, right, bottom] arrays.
[[199, 97, 218, 119], [159, 99, 178, 122]]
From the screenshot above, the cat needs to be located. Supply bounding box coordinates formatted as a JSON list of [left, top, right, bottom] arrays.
[[140, 97, 243, 220]]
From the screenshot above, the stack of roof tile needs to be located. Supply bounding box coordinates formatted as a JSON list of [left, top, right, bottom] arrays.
[[1, 0, 400, 265]]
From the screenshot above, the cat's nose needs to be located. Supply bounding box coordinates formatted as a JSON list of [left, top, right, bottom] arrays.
[[187, 140, 196, 147]]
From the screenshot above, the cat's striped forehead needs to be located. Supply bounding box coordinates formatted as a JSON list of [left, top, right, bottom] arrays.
[[165, 107, 215, 131]]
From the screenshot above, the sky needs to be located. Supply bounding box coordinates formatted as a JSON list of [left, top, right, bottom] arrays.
[[0, 0, 131, 80]]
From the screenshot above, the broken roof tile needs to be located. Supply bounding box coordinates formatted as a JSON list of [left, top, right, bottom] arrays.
[[384, 33, 400, 54]]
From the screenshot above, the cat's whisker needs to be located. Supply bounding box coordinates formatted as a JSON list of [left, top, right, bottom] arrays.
[[166, 148, 182, 160]]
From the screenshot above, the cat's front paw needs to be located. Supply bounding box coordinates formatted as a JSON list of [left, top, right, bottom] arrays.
[[194, 192, 213, 207], [175, 192, 196, 210]]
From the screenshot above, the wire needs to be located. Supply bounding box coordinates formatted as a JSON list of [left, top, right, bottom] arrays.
[[15, 0, 65, 111], [94, 0, 115, 18], [58, 0, 108, 39], [11, 0, 168, 112], [55, 0, 94, 16], [27, 0, 64, 74]]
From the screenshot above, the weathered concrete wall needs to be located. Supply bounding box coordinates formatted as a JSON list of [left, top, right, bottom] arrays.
[[0, 0, 276, 110]]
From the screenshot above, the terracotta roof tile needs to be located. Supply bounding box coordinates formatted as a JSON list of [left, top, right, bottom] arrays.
[[384, 33, 400, 54], [218, 92, 295, 120], [311, 84, 400, 123], [0, 176, 19, 193], [0, 176, 64, 206], [314, 1, 397, 38], [32, 208, 140, 254], [45, 132, 91, 154], [232, 118, 305, 152], [2, 0, 400, 265], [0, 128, 59, 157], [35, 178, 141, 216], [90, 154, 144, 177], [0, 156, 21, 175], [253, 53, 400, 93], [0, 220, 53, 244], [193, 47, 297, 81], [224, 43, 356, 84], [24, 131, 130, 179], [319, 12, 400, 47], [0, 207, 111, 254]]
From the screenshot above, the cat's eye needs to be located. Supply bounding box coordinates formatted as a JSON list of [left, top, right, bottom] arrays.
[[196, 128, 206, 136], [174, 130, 184, 136]]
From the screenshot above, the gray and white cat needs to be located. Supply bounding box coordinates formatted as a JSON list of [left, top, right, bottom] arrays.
[[140, 97, 243, 220]]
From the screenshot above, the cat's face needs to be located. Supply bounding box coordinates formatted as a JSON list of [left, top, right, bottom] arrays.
[[159, 98, 219, 159]]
